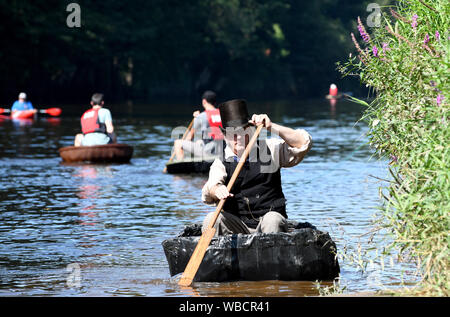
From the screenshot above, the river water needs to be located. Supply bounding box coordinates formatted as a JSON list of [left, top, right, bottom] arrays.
[[0, 99, 418, 296]]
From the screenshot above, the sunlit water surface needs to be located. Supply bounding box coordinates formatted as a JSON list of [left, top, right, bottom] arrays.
[[0, 99, 418, 296]]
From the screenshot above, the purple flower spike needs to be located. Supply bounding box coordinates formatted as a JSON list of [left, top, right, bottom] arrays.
[[424, 33, 430, 44], [411, 14, 418, 30], [382, 42, 390, 54], [358, 25, 370, 42], [435, 31, 440, 41], [357, 17, 370, 43], [372, 45, 378, 57], [390, 154, 398, 163], [437, 94, 444, 106]]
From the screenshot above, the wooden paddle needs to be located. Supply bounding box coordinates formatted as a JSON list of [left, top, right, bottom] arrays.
[[163, 117, 195, 173], [178, 124, 264, 287], [0, 107, 62, 116]]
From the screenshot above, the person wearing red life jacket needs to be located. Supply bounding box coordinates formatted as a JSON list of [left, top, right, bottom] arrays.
[[74, 93, 116, 146], [174, 90, 224, 160]]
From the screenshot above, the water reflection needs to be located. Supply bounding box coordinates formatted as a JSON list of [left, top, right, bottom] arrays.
[[329, 97, 337, 117], [0, 115, 8, 125], [75, 166, 102, 227], [170, 280, 327, 297], [42, 117, 61, 126], [72, 165, 113, 250], [12, 118, 35, 127]]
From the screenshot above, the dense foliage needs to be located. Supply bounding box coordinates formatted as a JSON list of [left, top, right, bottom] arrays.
[[0, 0, 377, 104], [339, 0, 449, 295]]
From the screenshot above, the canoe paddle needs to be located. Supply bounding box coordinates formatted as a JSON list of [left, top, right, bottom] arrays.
[[163, 117, 195, 173], [40, 107, 62, 116], [0, 107, 62, 116], [178, 124, 264, 287]]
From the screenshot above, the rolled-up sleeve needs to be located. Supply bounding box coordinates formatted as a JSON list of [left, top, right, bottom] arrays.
[[268, 129, 312, 168], [201, 158, 227, 204]]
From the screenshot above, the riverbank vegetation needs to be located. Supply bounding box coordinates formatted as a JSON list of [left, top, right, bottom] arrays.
[[338, 0, 449, 295]]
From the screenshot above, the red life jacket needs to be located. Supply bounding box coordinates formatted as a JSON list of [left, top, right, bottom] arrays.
[[81, 108, 107, 135], [205, 108, 224, 140]]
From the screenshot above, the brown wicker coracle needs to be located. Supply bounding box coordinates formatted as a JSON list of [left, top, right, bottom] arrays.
[[59, 144, 133, 163]]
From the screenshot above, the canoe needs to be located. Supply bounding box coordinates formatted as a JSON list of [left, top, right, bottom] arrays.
[[162, 221, 340, 282], [165, 156, 217, 174], [59, 143, 133, 163], [11, 110, 36, 119]]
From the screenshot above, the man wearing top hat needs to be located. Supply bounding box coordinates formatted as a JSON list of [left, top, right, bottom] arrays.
[[202, 99, 312, 236]]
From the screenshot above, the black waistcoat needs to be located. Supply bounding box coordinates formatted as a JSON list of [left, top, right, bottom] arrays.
[[222, 140, 287, 227]]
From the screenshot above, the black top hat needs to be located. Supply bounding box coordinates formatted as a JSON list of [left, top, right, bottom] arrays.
[[219, 99, 251, 129]]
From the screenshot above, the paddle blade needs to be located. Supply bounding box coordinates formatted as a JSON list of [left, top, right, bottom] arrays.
[[178, 227, 216, 287], [0, 108, 11, 114], [43, 107, 62, 116]]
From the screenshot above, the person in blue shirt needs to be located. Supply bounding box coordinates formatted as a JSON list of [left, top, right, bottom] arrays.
[[11, 92, 36, 113]]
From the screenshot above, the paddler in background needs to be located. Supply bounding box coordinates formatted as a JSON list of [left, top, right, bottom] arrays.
[[329, 83, 338, 97], [173, 90, 224, 160], [74, 93, 117, 146], [11, 92, 37, 114], [201, 99, 312, 236]]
